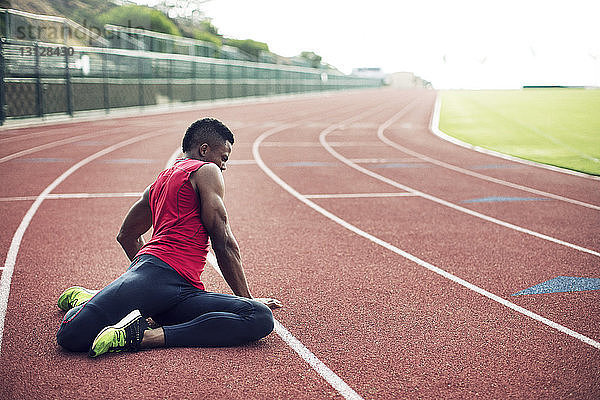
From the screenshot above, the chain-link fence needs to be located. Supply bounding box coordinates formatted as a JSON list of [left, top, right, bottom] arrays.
[[0, 9, 383, 125]]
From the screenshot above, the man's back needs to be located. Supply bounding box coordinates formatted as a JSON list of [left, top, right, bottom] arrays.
[[138, 158, 210, 289]]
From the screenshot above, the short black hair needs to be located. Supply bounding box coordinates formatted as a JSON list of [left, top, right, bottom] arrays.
[[182, 118, 234, 153]]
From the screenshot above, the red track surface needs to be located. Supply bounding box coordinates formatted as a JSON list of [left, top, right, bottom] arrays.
[[1, 89, 599, 399]]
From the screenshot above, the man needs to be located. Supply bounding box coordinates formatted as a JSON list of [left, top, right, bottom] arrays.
[[56, 118, 282, 357]]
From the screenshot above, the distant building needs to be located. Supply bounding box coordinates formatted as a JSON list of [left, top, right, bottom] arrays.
[[351, 67, 391, 84], [388, 72, 431, 88], [352, 69, 431, 88], [351, 67, 387, 80]]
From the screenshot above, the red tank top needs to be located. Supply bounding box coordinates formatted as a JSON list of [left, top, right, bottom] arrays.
[[137, 158, 209, 289]]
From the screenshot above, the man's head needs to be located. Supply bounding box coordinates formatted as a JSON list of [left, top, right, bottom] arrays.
[[182, 118, 234, 171]]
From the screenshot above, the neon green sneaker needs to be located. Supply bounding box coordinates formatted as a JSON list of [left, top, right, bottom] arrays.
[[57, 286, 99, 311], [89, 309, 149, 358]]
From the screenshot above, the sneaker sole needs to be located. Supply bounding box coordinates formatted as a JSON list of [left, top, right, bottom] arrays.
[[89, 309, 142, 358]]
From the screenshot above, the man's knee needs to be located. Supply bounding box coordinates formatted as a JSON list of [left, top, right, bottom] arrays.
[[56, 322, 90, 352], [56, 306, 99, 352], [251, 301, 274, 340]]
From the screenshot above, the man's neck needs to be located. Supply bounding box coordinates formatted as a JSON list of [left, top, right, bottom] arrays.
[[183, 152, 203, 161]]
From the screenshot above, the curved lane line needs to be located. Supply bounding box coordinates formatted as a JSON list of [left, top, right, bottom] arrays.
[[164, 143, 364, 400], [0, 91, 351, 164], [0, 130, 118, 164], [378, 101, 600, 210], [321, 119, 600, 258], [0, 97, 390, 353], [0, 129, 173, 355], [0, 193, 142, 202], [206, 252, 364, 400], [253, 114, 600, 351], [0, 128, 92, 144]]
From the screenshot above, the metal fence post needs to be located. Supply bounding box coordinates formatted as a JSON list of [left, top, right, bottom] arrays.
[[191, 60, 197, 102], [34, 42, 43, 118], [102, 48, 109, 112], [168, 59, 173, 104], [227, 63, 232, 98], [276, 68, 281, 94], [137, 56, 144, 107], [241, 64, 247, 97], [210, 62, 215, 100], [64, 24, 73, 116], [0, 38, 6, 125], [3, 10, 10, 39], [64, 47, 73, 116]]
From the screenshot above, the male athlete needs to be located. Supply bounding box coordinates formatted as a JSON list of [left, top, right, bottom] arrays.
[[56, 118, 282, 357]]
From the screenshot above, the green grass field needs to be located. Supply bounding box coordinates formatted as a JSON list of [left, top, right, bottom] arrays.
[[438, 89, 600, 176]]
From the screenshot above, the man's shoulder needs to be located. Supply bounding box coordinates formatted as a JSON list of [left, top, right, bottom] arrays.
[[190, 162, 222, 188], [195, 162, 220, 176], [174, 158, 211, 170]]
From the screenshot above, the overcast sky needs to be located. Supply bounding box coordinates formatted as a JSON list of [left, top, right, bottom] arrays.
[[144, 0, 600, 89]]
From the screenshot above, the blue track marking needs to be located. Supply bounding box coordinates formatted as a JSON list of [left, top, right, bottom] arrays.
[[512, 276, 600, 296], [370, 163, 430, 169], [461, 196, 551, 203]]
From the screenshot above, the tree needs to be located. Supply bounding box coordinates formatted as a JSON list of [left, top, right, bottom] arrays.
[[226, 39, 269, 60], [193, 30, 221, 47], [191, 19, 221, 46], [300, 51, 323, 68], [198, 19, 219, 36], [98, 5, 181, 36]]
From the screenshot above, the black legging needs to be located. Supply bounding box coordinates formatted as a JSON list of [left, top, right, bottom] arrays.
[[56, 254, 274, 352]]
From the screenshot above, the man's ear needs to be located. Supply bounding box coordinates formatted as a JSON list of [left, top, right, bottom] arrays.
[[199, 143, 210, 156]]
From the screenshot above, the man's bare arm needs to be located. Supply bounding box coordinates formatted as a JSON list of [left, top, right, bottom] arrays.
[[117, 187, 152, 261], [192, 164, 253, 298]]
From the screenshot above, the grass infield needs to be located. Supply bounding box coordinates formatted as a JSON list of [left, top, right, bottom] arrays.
[[438, 89, 600, 176]]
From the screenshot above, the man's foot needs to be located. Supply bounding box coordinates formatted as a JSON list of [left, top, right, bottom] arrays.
[[57, 286, 99, 311], [89, 309, 149, 358]]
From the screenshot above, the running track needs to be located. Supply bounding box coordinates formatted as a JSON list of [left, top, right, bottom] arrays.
[[0, 89, 598, 399]]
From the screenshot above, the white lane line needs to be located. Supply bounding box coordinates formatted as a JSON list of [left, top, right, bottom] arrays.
[[44, 192, 142, 199], [206, 252, 364, 400], [253, 119, 600, 352], [430, 94, 600, 181], [0, 196, 38, 202], [228, 159, 257, 165], [164, 145, 364, 400], [0, 130, 116, 164], [349, 158, 422, 164], [0, 193, 143, 202], [377, 99, 600, 210], [271, 320, 364, 400], [0, 129, 172, 355], [261, 141, 387, 147], [0, 127, 91, 144], [304, 193, 418, 199], [321, 115, 600, 258]]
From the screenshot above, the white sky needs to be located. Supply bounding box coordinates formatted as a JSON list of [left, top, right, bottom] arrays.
[[138, 0, 600, 89], [199, 0, 600, 89]]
